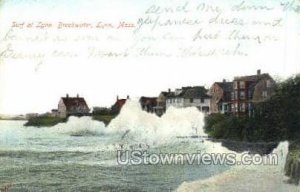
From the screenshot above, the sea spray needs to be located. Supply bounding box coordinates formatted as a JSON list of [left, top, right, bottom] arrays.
[[52, 116, 106, 137], [108, 99, 206, 146]]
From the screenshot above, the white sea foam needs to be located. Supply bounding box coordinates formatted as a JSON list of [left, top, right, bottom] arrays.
[[107, 99, 206, 145], [52, 116, 106, 136]]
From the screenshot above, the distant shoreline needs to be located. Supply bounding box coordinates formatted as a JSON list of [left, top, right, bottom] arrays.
[[0, 118, 26, 121]]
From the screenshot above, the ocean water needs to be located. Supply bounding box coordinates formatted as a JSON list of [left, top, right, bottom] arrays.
[[0, 101, 299, 191], [0, 121, 228, 191]]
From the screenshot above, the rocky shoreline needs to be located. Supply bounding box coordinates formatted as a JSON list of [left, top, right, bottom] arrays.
[[209, 139, 279, 155]]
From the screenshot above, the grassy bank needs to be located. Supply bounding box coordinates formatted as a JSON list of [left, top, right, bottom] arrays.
[[204, 114, 284, 142], [24, 114, 116, 127], [92, 114, 116, 126], [24, 116, 67, 127]]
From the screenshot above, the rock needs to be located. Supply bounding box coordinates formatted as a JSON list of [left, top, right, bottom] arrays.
[[284, 140, 300, 185]]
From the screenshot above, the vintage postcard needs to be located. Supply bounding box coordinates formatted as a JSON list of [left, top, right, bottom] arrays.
[[0, 0, 299, 191]]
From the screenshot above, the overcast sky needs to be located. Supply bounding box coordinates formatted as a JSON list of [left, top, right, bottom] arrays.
[[0, 0, 299, 114]]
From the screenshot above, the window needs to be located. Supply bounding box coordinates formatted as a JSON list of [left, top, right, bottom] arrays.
[[240, 103, 246, 112], [240, 91, 245, 100], [262, 91, 268, 98], [234, 81, 238, 89], [190, 98, 194, 103], [231, 104, 235, 110], [239, 81, 245, 89], [231, 92, 234, 100], [202, 106, 210, 112], [266, 80, 272, 88], [248, 91, 252, 98], [224, 104, 228, 111]]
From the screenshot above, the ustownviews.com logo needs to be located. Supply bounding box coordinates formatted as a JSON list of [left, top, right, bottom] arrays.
[[117, 150, 278, 166]]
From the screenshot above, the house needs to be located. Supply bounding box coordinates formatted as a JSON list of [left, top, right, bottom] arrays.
[[51, 109, 59, 117], [111, 95, 130, 114], [139, 96, 157, 113], [153, 89, 175, 116], [231, 70, 275, 116], [166, 86, 211, 114], [58, 94, 90, 118], [209, 80, 233, 114]]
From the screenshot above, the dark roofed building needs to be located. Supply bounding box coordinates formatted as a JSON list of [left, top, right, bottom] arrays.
[[58, 94, 90, 118], [231, 69, 275, 116], [139, 97, 157, 113], [209, 80, 233, 114]]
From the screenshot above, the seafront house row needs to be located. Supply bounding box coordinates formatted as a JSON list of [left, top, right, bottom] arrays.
[[36, 69, 275, 119], [139, 69, 275, 117]]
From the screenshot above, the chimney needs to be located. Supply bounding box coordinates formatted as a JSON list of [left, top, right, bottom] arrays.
[[116, 95, 119, 101], [127, 95, 130, 100], [168, 88, 171, 93], [223, 79, 226, 83], [77, 94, 79, 98], [257, 69, 261, 75], [66, 94, 69, 98]]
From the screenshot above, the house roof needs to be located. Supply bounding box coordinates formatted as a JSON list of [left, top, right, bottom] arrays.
[[140, 96, 157, 102], [234, 73, 272, 82], [61, 97, 89, 110], [215, 82, 233, 92], [160, 91, 175, 97], [114, 99, 126, 108], [167, 86, 210, 99], [182, 86, 210, 99]]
